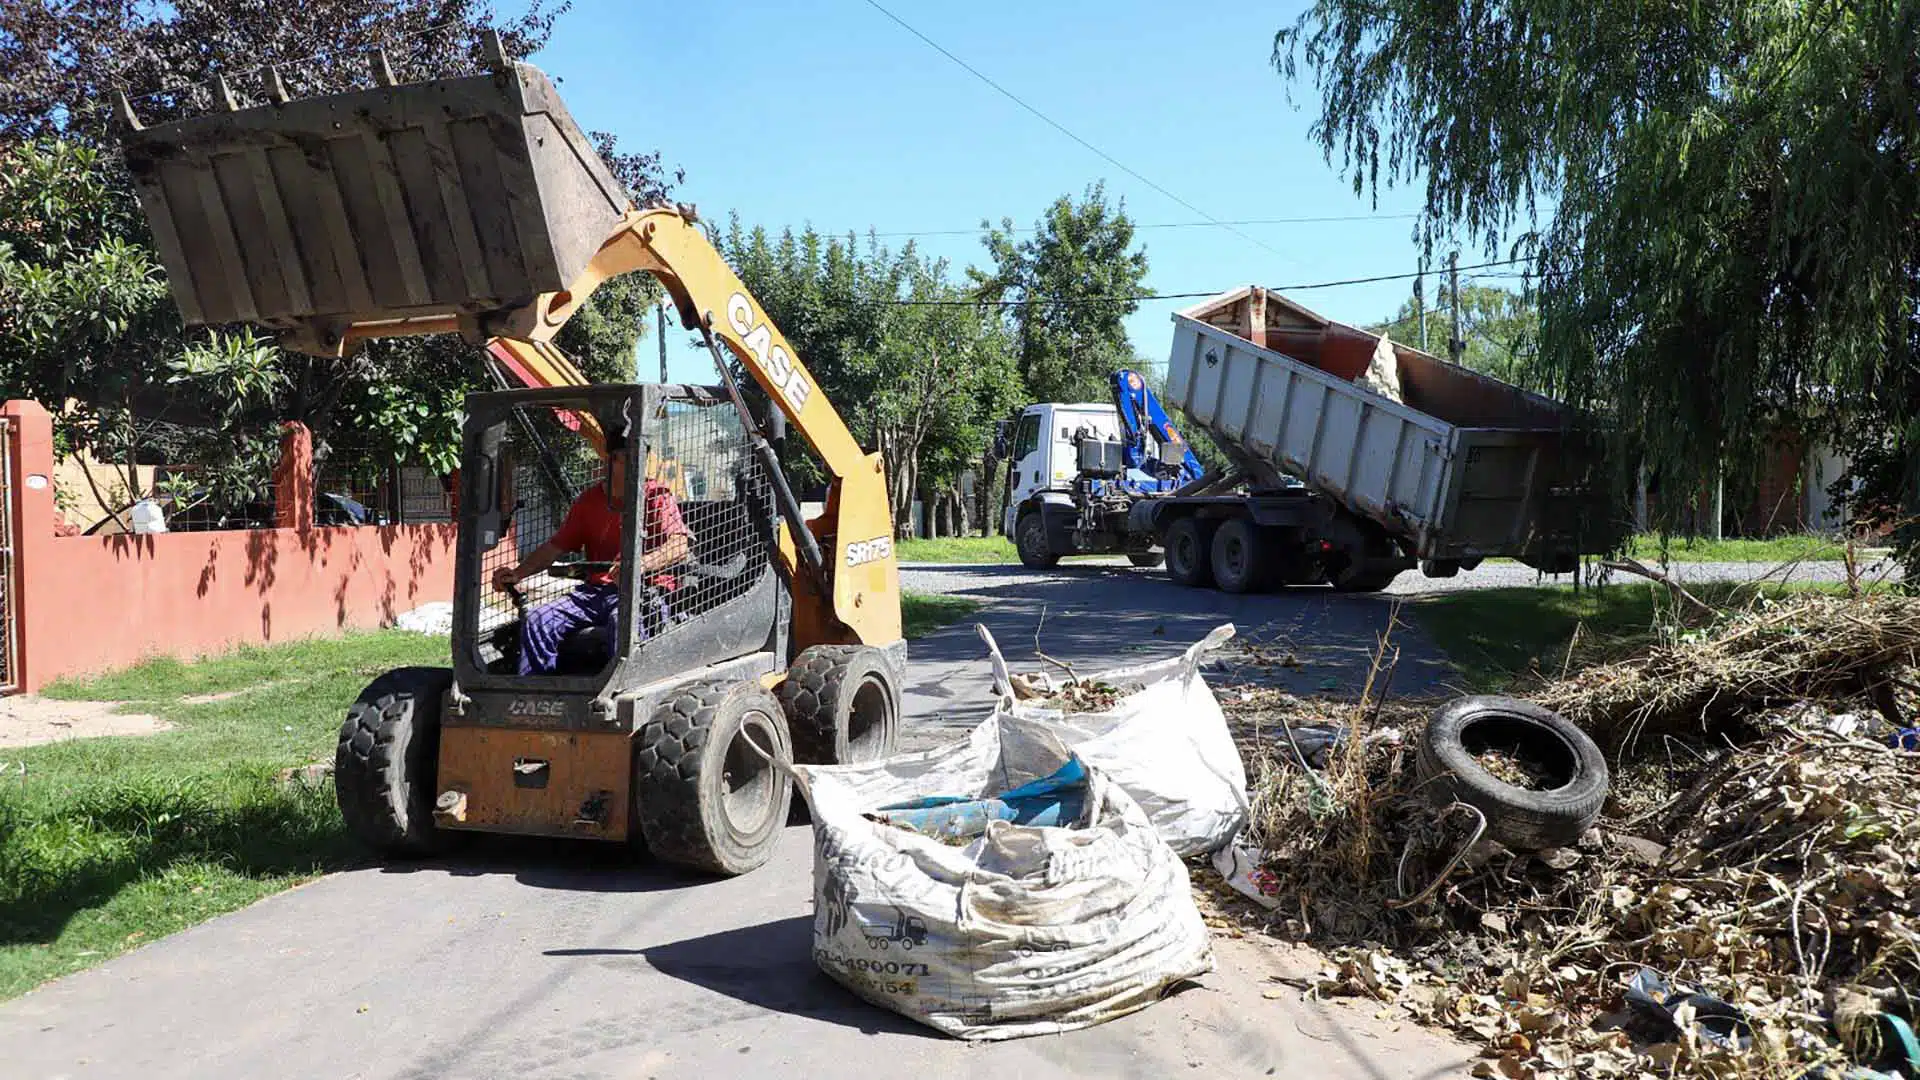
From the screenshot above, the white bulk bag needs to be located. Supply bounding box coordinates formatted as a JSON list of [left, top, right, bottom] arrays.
[[978, 623, 1248, 857], [792, 719, 1214, 1041]]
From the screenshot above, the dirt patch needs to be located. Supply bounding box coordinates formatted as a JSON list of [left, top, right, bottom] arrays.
[[0, 696, 172, 748]]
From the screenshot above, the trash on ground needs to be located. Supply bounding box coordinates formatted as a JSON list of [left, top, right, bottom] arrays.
[[391, 602, 453, 635], [1209, 590, 1920, 1080], [976, 622, 1249, 857], [1619, 967, 1754, 1051], [793, 718, 1213, 1041]]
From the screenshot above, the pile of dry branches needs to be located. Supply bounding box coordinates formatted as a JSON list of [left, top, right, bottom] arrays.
[[1218, 595, 1920, 1079], [1539, 592, 1920, 750]]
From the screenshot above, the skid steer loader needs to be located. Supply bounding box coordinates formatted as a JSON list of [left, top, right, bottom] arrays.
[[115, 36, 906, 875]]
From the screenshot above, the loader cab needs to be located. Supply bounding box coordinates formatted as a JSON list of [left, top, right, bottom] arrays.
[[454, 384, 788, 701], [1000, 402, 1125, 535]]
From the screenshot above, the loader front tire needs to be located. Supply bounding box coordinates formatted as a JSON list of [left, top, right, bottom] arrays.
[[635, 680, 793, 876], [335, 667, 453, 858], [778, 645, 901, 766]]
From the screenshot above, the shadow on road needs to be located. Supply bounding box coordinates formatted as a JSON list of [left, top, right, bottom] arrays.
[[376, 833, 701, 894], [608, 915, 938, 1039]]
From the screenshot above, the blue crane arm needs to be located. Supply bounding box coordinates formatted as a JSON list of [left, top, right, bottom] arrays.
[[1110, 369, 1205, 493]]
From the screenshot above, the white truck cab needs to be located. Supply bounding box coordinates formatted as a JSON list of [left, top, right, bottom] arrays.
[[1000, 402, 1124, 536]]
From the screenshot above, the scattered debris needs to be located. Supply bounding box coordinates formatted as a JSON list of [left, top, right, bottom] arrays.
[[392, 602, 453, 635], [1209, 592, 1920, 1079]]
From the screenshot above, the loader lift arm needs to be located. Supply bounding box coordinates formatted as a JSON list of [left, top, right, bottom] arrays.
[[341, 209, 900, 651]]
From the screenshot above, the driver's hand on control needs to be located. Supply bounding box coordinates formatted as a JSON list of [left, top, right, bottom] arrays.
[[491, 565, 520, 593]]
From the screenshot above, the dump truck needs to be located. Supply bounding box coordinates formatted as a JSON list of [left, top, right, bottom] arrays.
[[1003, 287, 1623, 592], [116, 36, 905, 875]]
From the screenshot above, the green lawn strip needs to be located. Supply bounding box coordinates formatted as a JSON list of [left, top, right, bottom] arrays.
[[902, 590, 984, 639], [1, 631, 444, 1000], [1412, 581, 1871, 691], [896, 535, 1017, 564], [1624, 533, 1858, 564]]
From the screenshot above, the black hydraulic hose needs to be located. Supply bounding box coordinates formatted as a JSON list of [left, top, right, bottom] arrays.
[[695, 318, 831, 597]]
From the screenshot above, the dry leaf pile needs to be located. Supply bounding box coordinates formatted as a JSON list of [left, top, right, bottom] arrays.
[[1215, 596, 1920, 1080]]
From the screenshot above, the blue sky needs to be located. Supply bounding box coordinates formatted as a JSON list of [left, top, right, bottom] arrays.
[[531, 0, 1445, 384]]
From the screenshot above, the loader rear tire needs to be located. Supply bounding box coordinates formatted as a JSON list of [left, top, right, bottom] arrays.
[[1127, 550, 1165, 568], [635, 680, 793, 876], [1164, 517, 1214, 588], [1016, 512, 1059, 569], [334, 667, 453, 858], [778, 645, 901, 766]]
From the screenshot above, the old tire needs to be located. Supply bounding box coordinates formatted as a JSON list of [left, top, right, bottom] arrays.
[[334, 667, 453, 858], [1210, 517, 1270, 594], [1016, 512, 1059, 569], [1415, 696, 1609, 851], [778, 645, 901, 765], [1164, 517, 1214, 587], [635, 680, 794, 876], [1127, 550, 1165, 568]]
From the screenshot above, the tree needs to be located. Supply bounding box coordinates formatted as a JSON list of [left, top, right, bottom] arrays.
[[0, 2, 677, 521], [972, 183, 1149, 405], [1276, 0, 1920, 552], [1369, 283, 1542, 391], [718, 219, 1022, 538]]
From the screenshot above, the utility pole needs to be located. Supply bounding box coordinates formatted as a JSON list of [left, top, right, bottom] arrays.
[[1413, 274, 1428, 352], [1447, 251, 1464, 365], [657, 300, 669, 383]]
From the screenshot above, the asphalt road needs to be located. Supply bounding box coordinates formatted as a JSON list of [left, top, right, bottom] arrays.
[[2, 555, 1880, 1080], [0, 565, 1488, 1080], [896, 554, 1890, 749], [0, 836, 1474, 1080]]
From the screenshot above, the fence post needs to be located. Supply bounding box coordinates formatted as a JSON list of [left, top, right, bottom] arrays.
[[273, 422, 315, 530], [2, 400, 58, 693]]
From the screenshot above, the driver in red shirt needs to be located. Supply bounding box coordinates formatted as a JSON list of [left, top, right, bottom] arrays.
[[492, 437, 691, 674]]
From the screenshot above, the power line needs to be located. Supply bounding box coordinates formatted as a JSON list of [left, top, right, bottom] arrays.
[[858, 0, 1289, 262], [860, 212, 1421, 239], [875, 258, 1532, 306]]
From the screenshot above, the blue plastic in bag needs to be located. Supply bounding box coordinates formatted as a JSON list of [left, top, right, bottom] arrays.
[[869, 758, 1090, 842]]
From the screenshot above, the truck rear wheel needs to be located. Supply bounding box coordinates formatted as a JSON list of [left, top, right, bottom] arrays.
[[778, 645, 901, 765], [334, 667, 453, 858], [1016, 512, 1059, 569], [1163, 517, 1214, 587], [1330, 562, 1403, 592], [1210, 517, 1271, 594], [635, 680, 793, 876]]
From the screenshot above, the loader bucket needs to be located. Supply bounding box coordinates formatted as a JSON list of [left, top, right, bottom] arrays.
[[117, 55, 630, 355]]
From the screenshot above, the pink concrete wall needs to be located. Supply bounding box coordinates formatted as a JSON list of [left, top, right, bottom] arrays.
[[4, 400, 457, 692]]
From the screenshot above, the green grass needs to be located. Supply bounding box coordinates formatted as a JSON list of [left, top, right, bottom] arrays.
[[894, 534, 1119, 564], [902, 590, 983, 638], [896, 535, 1018, 563], [1414, 581, 1880, 691], [2, 632, 446, 1000], [1624, 532, 1860, 563]]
